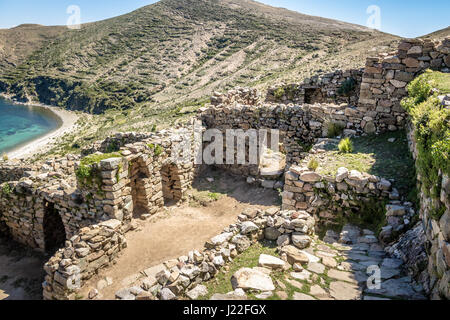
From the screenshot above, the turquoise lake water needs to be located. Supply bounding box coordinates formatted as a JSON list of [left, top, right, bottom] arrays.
[[0, 98, 61, 155]]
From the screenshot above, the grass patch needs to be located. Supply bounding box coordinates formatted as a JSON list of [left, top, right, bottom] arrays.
[[401, 70, 449, 207], [75, 152, 121, 187], [311, 131, 415, 195], [201, 241, 279, 300], [338, 137, 353, 153], [307, 158, 319, 171]]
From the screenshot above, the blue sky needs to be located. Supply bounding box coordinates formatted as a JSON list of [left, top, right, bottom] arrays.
[[0, 0, 448, 38]]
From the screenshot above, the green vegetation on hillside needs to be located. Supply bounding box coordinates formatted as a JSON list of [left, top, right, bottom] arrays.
[[0, 0, 399, 115], [401, 71, 450, 218]]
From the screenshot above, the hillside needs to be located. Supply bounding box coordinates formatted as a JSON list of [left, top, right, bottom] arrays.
[[0, 24, 66, 71], [0, 0, 400, 115], [420, 26, 450, 39]]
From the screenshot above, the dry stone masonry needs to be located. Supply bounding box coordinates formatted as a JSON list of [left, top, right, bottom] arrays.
[[266, 69, 363, 106], [0, 37, 449, 300]]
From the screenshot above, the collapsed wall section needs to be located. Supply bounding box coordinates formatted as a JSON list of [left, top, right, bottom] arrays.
[[266, 69, 363, 106]]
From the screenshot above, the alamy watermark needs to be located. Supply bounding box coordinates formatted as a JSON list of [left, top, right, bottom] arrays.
[[66, 5, 81, 29], [170, 123, 281, 173], [366, 5, 381, 31]]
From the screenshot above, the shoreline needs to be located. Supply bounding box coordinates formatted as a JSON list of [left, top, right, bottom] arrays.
[[0, 94, 79, 160]]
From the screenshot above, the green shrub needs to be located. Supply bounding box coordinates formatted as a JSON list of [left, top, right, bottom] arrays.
[[274, 87, 285, 100], [1, 154, 8, 161], [337, 78, 356, 96], [308, 158, 319, 171], [1, 183, 12, 195], [401, 71, 450, 204], [105, 140, 120, 153], [147, 143, 163, 156], [75, 152, 121, 187], [326, 122, 345, 138], [338, 138, 353, 153], [207, 192, 221, 201]]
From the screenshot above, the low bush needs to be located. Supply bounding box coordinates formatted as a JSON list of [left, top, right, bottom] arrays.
[[338, 138, 353, 153], [308, 158, 319, 171], [337, 78, 356, 96], [401, 70, 450, 206], [326, 122, 345, 138]]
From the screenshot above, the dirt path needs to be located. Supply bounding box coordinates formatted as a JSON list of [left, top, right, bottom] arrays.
[[85, 170, 280, 300], [0, 237, 47, 300]]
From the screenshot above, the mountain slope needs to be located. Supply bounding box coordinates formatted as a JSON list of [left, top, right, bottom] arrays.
[[0, 24, 66, 71], [0, 0, 400, 114], [420, 26, 450, 39]]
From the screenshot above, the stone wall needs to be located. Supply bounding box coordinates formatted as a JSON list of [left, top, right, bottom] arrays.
[[210, 87, 261, 107], [0, 161, 31, 184], [42, 219, 127, 300], [0, 37, 449, 300], [282, 165, 395, 213], [199, 103, 376, 172], [266, 69, 363, 106], [359, 38, 450, 134], [407, 123, 450, 300]]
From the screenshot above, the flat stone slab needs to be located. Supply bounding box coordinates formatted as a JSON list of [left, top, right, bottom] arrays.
[[310, 285, 332, 300], [255, 291, 273, 299], [329, 281, 362, 300], [286, 279, 304, 290], [186, 285, 208, 300], [380, 268, 402, 280], [143, 264, 167, 279], [293, 292, 316, 300], [307, 262, 326, 274], [259, 254, 286, 269], [328, 269, 358, 285], [210, 232, 234, 246], [231, 268, 275, 292], [322, 256, 337, 268], [381, 258, 404, 269], [299, 250, 320, 263], [346, 252, 380, 262], [115, 288, 136, 300], [281, 246, 310, 265], [364, 277, 426, 300], [290, 270, 312, 281]]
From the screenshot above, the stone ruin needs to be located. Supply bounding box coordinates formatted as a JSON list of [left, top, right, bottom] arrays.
[[0, 38, 449, 300]]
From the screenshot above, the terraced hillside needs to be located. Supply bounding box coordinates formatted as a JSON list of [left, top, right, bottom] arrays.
[[0, 0, 400, 115]]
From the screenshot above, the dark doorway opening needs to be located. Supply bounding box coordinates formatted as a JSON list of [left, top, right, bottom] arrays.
[[130, 157, 152, 219], [160, 164, 182, 206], [43, 201, 66, 254], [304, 88, 323, 104]]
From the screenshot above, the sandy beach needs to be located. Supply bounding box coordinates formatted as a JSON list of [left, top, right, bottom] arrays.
[[2, 97, 79, 160]]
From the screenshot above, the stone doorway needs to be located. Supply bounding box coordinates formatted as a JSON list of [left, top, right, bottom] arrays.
[[160, 163, 182, 206], [43, 201, 66, 254], [304, 87, 323, 104], [130, 157, 152, 219]]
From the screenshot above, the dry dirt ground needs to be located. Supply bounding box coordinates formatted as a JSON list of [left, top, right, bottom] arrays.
[[0, 236, 47, 300], [83, 168, 280, 300]]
